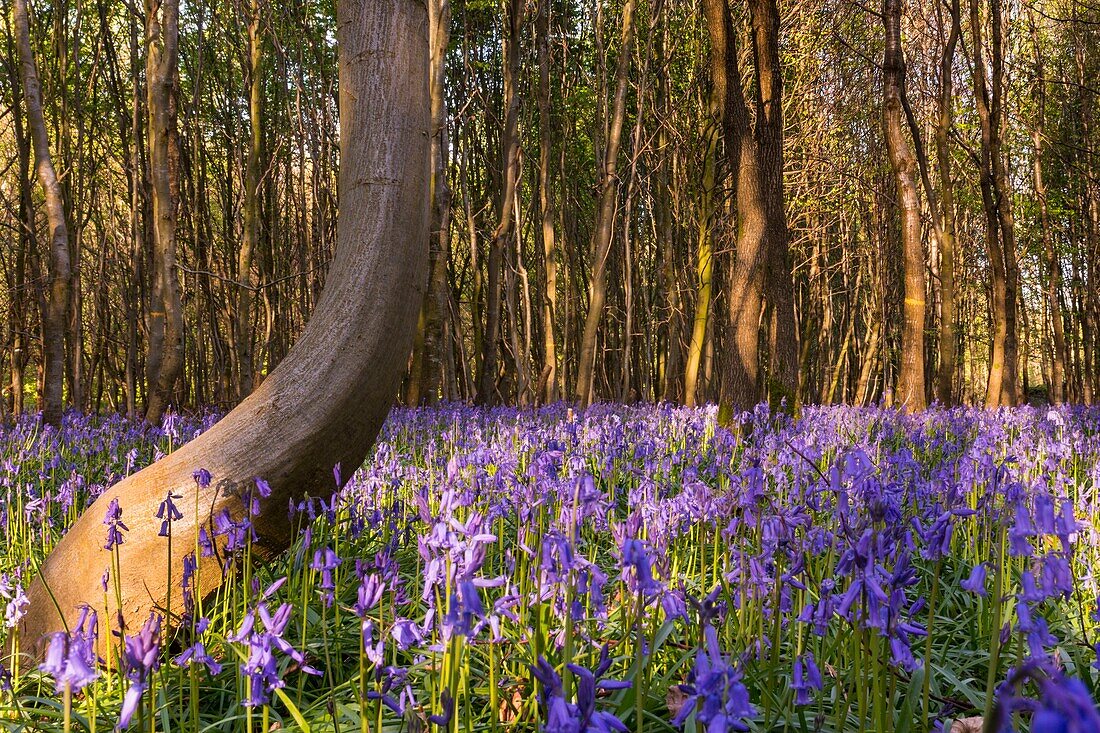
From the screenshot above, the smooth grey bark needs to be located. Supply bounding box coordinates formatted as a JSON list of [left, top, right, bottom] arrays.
[[18, 0, 430, 654]]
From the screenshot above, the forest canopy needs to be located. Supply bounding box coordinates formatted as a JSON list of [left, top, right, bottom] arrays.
[[2, 0, 1098, 418]]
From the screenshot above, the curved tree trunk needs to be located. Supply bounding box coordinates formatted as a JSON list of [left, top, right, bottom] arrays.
[[17, 0, 430, 655], [14, 0, 72, 428]]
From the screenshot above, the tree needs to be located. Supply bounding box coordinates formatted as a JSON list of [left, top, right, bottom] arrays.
[[477, 0, 523, 406], [144, 0, 186, 423], [969, 0, 1019, 407], [704, 0, 766, 415], [13, 0, 72, 427], [882, 0, 926, 411], [18, 0, 430, 650], [934, 0, 961, 405], [748, 0, 798, 409], [574, 0, 638, 406]]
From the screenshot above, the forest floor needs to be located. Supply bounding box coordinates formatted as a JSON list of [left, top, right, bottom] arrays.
[[1, 403, 1099, 732]]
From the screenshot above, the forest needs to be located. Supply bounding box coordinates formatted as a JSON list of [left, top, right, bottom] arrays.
[[4, 1, 1100, 732], [3, 0, 1097, 422]]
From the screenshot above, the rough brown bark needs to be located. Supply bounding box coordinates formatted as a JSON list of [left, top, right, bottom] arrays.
[[704, 0, 766, 418], [17, 0, 430, 654], [13, 0, 72, 428], [144, 0, 185, 423], [882, 0, 926, 411], [749, 0, 798, 409]]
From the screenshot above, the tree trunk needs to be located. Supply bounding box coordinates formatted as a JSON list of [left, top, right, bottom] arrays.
[[144, 0, 185, 423], [935, 0, 960, 404], [476, 0, 522, 406], [749, 0, 798, 409], [536, 0, 559, 405], [574, 0, 637, 406], [14, 0, 72, 428], [705, 0, 767, 418], [1028, 11, 1066, 405], [684, 124, 716, 408], [18, 0, 430, 654], [882, 0, 926, 411], [236, 0, 264, 400], [969, 0, 1017, 407]]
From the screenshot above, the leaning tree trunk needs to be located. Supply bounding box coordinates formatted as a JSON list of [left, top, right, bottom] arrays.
[[18, 0, 430, 655], [14, 0, 72, 428]]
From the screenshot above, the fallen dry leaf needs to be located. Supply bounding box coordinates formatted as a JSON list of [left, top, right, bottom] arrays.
[[666, 685, 690, 719]]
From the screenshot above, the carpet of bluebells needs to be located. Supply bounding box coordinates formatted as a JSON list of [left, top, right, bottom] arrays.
[[2, 404, 1100, 733]]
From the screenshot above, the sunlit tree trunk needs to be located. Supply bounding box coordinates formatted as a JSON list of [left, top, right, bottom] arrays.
[[882, 0, 926, 411], [236, 0, 264, 399], [13, 0, 72, 428], [144, 0, 185, 423], [683, 124, 716, 409], [536, 0, 559, 404]]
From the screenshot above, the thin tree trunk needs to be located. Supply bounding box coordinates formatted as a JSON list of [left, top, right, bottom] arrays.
[[684, 124, 716, 409], [969, 0, 1013, 407], [574, 0, 637, 406], [14, 0, 72, 427], [935, 0, 960, 404], [236, 0, 264, 399], [536, 0, 559, 404], [1028, 11, 1066, 404], [477, 0, 523, 406]]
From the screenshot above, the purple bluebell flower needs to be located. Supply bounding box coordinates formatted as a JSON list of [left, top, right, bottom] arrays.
[[104, 498, 128, 550], [310, 546, 342, 607], [174, 617, 222, 676], [39, 606, 99, 694], [961, 563, 988, 596], [119, 613, 162, 728], [790, 653, 823, 705], [156, 491, 183, 537], [672, 624, 755, 732], [529, 645, 631, 733], [193, 468, 213, 489], [229, 589, 321, 707]]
